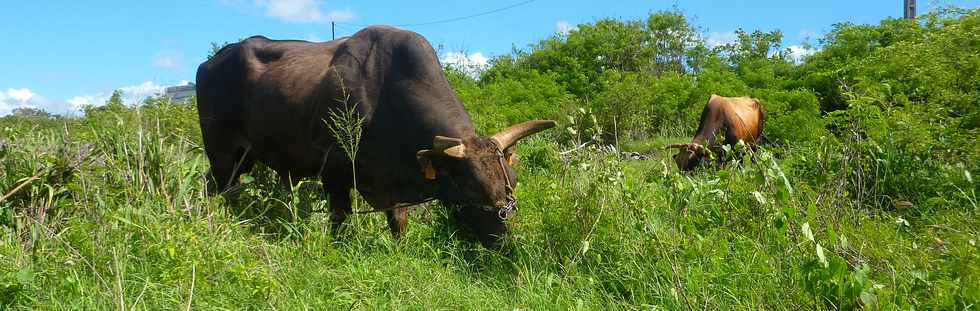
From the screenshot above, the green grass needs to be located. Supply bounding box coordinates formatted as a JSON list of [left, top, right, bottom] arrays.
[[0, 105, 977, 310]]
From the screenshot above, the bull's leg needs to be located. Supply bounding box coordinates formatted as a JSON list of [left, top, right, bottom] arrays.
[[325, 182, 353, 232], [385, 207, 409, 239], [204, 143, 254, 195]]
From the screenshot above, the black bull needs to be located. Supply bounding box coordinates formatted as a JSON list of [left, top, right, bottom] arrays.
[[195, 26, 554, 245]]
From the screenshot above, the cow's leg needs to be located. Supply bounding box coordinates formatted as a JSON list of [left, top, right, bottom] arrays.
[[277, 171, 303, 189], [202, 130, 254, 195], [325, 182, 353, 232], [385, 207, 409, 239]]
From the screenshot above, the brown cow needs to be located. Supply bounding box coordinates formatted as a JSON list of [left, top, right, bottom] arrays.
[[666, 95, 764, 171]]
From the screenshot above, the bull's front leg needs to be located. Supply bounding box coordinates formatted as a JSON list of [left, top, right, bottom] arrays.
[[384, 207, 409, 239]]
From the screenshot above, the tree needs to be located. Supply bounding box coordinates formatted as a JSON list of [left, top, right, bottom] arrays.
[[10, 107, 54, 119], [105, 90, 125, 109]]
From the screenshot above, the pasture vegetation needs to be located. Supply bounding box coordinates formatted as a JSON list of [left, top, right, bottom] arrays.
[[1, 8, 978, 310]]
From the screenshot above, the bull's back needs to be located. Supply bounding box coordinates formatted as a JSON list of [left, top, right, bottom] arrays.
[[197, 36, 341, 124], [704, 95, 762, 144], [723, 96, 763, 142]]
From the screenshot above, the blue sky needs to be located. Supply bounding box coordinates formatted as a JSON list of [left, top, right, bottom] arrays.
[[1, 0, 977, 115]]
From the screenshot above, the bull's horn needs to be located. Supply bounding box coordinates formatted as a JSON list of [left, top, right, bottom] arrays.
[[491, 120, 557, 149], [433, 136, 466, 158], [665, 144, 688, 149]]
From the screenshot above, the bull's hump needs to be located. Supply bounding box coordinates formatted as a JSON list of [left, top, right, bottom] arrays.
[[353, 26, 432, 50]]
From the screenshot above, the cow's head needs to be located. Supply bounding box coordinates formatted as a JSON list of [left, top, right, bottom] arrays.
[[666, 143, 708, 171], [416, 120, 556, 246]]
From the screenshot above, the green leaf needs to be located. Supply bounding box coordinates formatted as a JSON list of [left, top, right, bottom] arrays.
[[827, 226, 838, 248], [816, 244, 828, 268], [801, 222, 815, 242], [806, 201, 817, 221], [15, 267, 33, 285], [859, 291, 877, 307], [752, 191, 767, 205]]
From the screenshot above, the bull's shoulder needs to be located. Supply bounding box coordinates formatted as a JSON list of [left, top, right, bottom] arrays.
[[706, 94, 731, 111], [337, 25, 441, 77], [344, 25, 435, 57], [732, 96, 761, 111], [351, 25, 426, 43]]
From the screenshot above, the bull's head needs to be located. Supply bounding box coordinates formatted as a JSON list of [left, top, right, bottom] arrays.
[[666, 143, 708, 171], [416, 120, 556, 246]]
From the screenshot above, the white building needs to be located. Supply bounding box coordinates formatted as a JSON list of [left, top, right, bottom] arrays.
[[164, 83, 195, 103]]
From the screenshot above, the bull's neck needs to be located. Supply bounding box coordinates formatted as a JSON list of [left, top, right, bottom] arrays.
[[692, 123, 718, 146], [692, 135, 707, 146], [430, 116, 477, 140], [692, 107, 725, 146]]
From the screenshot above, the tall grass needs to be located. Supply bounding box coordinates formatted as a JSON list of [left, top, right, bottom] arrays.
[[323, 71, 366, 211], [0, 102, 975, 309]]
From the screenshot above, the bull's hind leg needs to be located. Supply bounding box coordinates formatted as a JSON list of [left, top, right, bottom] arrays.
[[204, 146, 255, 195], [385, 207, 409, 239], [201, 127, 255, 195]]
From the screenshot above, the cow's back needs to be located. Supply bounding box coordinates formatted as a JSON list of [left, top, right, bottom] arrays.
[[724, 96, 762, 141], [704, 95, 763, 144]]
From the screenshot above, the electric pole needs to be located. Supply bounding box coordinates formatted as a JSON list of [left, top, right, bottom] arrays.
[[904, 0, 916, 19], [332, 21, 336, 40]]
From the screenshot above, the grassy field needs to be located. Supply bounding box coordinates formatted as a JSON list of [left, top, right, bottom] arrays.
[[3, 8, 980, 310], [0, 102, 976, 310]]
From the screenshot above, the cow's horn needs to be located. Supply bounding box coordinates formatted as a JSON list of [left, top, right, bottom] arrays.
[[433, 136, 466, 158], [491, 120, 557, 149]]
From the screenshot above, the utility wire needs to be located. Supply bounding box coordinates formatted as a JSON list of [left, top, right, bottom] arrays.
[[337, 0, 536, 28]]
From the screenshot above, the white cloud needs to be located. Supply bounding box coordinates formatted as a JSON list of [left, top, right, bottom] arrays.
[[120, 81, 167, 102], [705, 31, 738, 48], [178, 80, 191, 86], [556, 20, 574, 35], [67, 95, 107, 110], [441, 51, 489, 77], [255, 0, 356, 23], [305, 33, 323, 42], [63, 81, 168, 114], [0, 88, 42, 116], [0, 81, 180, 116], [787, 45, 817, 63], [6, 88, 36, 102], [152, 52, 183, 70], [324, 8, 355, 22]]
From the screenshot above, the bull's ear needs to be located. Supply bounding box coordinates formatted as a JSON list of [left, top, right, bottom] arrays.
[[416, 150, 438, 180], [503, 146, 517, 166]]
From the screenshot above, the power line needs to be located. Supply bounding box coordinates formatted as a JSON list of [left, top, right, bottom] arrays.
[[337, 0, 536, 28]]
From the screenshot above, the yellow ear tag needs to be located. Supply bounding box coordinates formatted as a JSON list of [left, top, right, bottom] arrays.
[[424, 165, 437, 180], [507, 154, 515, 166]]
